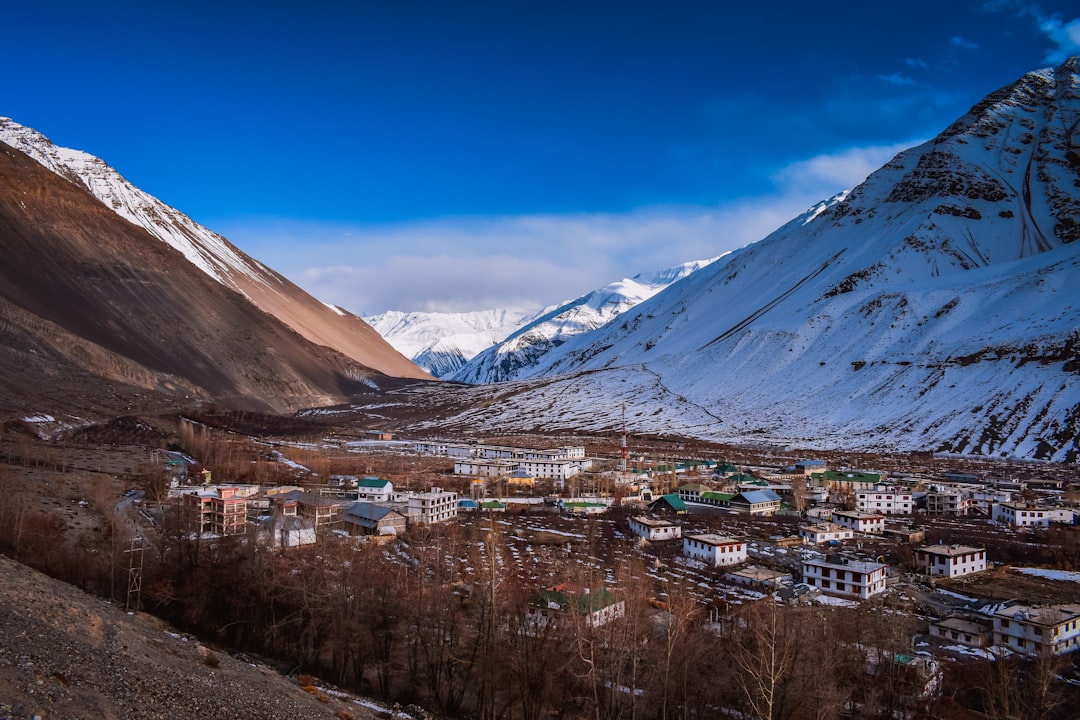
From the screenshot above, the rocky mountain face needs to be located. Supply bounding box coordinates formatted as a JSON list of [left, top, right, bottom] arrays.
[[0, 122, 428, 421], [417, 57, 1080, 461], [0, 118, 430, 385], [448, 259, 719, 383]]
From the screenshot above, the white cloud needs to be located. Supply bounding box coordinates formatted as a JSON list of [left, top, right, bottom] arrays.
[[770, 141, 921, 195], [215, 142, 922, 316], [1037, 14, 1080, 63], [988, 2, 1080, 64]]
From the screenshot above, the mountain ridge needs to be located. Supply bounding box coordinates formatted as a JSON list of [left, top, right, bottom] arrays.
[[0, 117, 430, 384], [399, 57, 1080, 461]]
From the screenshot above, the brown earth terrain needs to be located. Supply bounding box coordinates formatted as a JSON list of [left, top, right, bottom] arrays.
[[0, 553, 388, 720]]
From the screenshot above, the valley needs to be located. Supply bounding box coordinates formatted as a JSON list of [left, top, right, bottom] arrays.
[[1, 411, 1078, 719]]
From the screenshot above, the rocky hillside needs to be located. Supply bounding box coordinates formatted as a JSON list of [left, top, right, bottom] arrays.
[[0, 553, 386, 720]]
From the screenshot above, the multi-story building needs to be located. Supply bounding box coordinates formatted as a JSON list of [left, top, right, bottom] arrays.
[[272, 490, 346, 529], [185, 486, 247, 536], [992, 604, 1080, 656], [992, 502, 1051, 528], [926, 490, 975, 515], [802, 557, 888, 600], [832, 510, 885, 535], [409, 487, 459, 525], [683, 534, 747, 567], [628, 516, 682, 542], [913, 545, 987, 578], [856, 485, 914, 515]]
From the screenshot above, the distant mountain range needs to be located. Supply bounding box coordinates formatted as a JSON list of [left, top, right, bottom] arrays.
[[397, 56, 1080, 462], [365, 259, 718, 380], [0, 118, 428, 420], [2, 57, 1077, 461]]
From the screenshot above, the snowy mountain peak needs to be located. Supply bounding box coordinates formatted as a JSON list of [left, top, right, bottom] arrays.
[[426, 57, 1080, 461], [449, 257, 721, 383], [0, 117, 268, 291]]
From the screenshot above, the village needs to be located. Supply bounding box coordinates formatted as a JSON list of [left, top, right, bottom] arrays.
[[3, 412, 1080, 719], [159, 430, 1080, 706]]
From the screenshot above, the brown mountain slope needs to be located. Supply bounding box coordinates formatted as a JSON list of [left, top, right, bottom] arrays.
[[0, 116, 432, 384], [0, 140, 409, 416]]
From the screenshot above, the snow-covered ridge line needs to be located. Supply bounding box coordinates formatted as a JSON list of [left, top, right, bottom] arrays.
[[0, 117, 267, 291]]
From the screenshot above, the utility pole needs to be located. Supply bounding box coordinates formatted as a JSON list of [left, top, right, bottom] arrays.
[[125, 536, 145, 612]]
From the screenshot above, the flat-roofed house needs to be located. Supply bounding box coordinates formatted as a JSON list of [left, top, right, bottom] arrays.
[[802, 557, 888, 599], [628, 516, 682, 542], [993, 604, 1080, 656], [799, 522, 854, 544], [856, 486, 914, 515], [913, 545, 987, 578], [409, 487, 459, 525], [683, 534, 746, 567], [832, 510, 885, 535]]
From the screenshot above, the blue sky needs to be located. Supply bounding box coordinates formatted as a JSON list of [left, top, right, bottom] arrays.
[[7, 1, 1080, 314]]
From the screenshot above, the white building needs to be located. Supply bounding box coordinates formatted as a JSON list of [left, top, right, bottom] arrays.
[[832, 510, 885, 535], [355, 476, 394, 502], [628, 516, 682, 542], [992, 502, 1051, 528], [683, 534, 746, 567], [799, 522, 854, 544], [856, 485, 914, 515], [453, 459, 516, 478], [409, 487, 459, 524], [803, 557, 888, 599], [518, 459, 584, 480], [913, 545, 987, 578], [412, 441, 475, 458], [992, 604, 1080, 656]]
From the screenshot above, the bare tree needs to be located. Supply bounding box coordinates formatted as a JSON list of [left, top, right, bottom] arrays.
[[730, 600, 797, 720]]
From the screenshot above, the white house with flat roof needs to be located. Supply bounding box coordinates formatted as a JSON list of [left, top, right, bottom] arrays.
[[409, 487, 458, 525], [856, 486, 914, 515], [628, 516, 682, 542], [802, 557, 888, 599], [683, 534, 746, 567], [832, 510, 885, 535], [914, 545, 987, 578], [799, 523, 854, 544], [993, 604, 1080, 656]]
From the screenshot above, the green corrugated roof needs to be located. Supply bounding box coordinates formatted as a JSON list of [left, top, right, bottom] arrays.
[[654, 493, 687, 511]]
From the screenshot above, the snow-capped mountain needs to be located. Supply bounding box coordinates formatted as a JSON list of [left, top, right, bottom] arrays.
[[412, 57, 1080, 461], [450, 258, 719, 383], [363, 308, 534, 377], [0, 118, 429, 383]]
